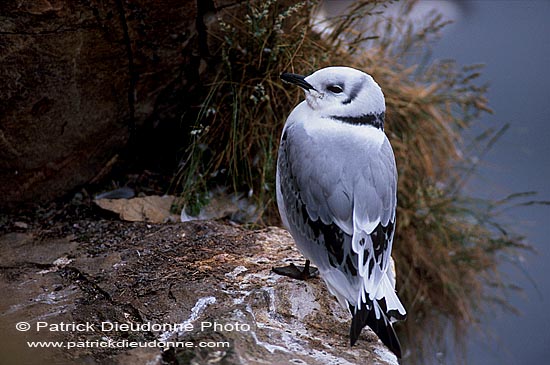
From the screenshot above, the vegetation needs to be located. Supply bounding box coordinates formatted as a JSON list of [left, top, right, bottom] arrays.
[[174, 1, 536, 363]]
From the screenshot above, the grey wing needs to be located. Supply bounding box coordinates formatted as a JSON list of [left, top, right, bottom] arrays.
[[277, 123, 398, 307], [351, 136, 397, 302], [277, 125, 359, 306]]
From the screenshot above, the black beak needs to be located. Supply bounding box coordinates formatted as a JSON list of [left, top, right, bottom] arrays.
[[280, 72, 315, 91]]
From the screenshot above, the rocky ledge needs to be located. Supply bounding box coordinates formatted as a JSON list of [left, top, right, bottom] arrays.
[[0, 219, 398, 365]]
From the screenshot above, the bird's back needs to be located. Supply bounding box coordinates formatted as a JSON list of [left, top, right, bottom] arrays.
[[276, 111, 405, 357]]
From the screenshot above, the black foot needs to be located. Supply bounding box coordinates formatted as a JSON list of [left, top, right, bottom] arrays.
[[272, 260, 319, 280]]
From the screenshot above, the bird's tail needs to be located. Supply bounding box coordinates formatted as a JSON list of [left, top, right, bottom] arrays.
[[349, 298, 402, 358]]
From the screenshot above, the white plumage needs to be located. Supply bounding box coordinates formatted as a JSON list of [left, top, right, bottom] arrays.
[[276, 66, 406, 357]]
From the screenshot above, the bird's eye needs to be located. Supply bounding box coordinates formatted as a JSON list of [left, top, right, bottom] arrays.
[[327, 85, 343, 94]]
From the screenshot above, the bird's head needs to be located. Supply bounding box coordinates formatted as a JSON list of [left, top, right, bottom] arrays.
[[281, 66, 385, 119]]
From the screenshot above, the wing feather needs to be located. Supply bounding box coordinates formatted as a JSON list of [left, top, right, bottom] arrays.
[[278, 119, 398, 289], [276, 116, 406, 355]]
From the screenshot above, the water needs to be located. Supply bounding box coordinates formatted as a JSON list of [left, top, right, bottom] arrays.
[[430, 1, 550, 364]]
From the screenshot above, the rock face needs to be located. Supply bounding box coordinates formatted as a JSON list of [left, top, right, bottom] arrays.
[[0, 219, 398, 365], [0, 0, 227, 209], [1, 1, 131, 207]]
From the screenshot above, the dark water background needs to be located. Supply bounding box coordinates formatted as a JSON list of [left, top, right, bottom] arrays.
[[430, 1, 550, 364]]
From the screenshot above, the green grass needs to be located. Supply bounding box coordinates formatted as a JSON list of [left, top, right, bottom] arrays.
[[172, 1, 543, 363]]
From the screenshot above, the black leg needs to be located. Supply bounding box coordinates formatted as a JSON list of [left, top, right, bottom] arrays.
[[272, 259, 319, 280]]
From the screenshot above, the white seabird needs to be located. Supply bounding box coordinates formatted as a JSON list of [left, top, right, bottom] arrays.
[[274, 66, 406, 358]]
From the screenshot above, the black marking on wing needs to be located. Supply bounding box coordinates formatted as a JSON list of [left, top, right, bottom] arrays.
[[282, 128, 288, 141], [279, 131, 357, 277], [368, 259, 375, 277], [359, 221, 393, 277], [371, 221, 394, 271], [378, 297, 407, 322], [305, 208, 358, 277], [331, 112, 385, 130], [349, 301, 402, 358]]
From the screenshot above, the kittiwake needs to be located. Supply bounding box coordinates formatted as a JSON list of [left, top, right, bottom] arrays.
[[273, 66, 407, 358]]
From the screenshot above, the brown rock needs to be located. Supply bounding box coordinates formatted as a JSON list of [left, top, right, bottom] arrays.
[[0, 220, 399, 364], [0, 0, 132, 207], [0, 0, 209, 209]]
